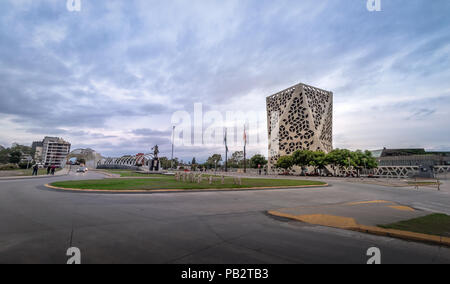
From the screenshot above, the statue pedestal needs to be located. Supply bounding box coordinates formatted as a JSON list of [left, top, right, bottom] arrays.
[[149, 158, 160, 171]]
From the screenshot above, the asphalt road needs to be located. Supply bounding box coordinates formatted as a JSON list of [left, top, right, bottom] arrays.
[[1, 170, 450, 264]]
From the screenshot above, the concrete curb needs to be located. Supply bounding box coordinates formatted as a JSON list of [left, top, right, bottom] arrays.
[[267, 210, 450, 247], [356, 225, 450, 247], [44, 183, 329, 194]]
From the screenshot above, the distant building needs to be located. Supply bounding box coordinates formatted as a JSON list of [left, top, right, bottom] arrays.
[[33, 137, 71, 168], [370, 148, 450, 178], [373, 148, 450, 167], [31, 141, 44, 162]]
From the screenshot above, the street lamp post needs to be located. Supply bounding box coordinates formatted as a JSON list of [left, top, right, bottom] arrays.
[[171, 126, 175, 170]]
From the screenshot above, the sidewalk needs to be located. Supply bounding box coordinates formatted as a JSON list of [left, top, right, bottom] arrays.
[[268, 200, 450, 246], [0, 168, 69, 180]]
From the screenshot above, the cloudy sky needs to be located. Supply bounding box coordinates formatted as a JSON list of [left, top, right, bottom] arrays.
[[1, 0, 449, 162]]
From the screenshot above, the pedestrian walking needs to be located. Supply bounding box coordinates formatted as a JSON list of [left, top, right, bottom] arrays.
[[51, 165, 56, 175], [47, 166, 51, 175]]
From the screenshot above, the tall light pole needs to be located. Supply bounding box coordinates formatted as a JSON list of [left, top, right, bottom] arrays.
[[171, 126, 175, 170]]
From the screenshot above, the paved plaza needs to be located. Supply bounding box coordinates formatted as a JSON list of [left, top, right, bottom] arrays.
[[0, 170, 450, 263]]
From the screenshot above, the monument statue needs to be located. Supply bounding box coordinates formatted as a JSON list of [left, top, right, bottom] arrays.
[[150, 145, 160, 171], [152, 145, 159, 158]]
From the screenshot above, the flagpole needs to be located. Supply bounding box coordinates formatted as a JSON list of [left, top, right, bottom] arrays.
[[244, 124, 247, 173], [225, 149, 228, 172], [171, 125, 175, 170], [224, 128, 228, 172]]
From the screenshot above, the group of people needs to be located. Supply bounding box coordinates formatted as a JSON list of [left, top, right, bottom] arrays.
[[258, 165, 268, 175], [47, 165, 57, 175], [31, 164, 57, 176]]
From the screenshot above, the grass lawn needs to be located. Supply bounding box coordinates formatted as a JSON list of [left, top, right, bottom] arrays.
[[0, 168, 59, 177], [51, 175, 326, 191], [379, 214, 450, 237]]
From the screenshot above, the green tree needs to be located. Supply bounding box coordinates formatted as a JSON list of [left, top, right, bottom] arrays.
[[228, 151, 244, 168], [325, 149, 351, 176], [325, 150, 339, 176], [275, 155, 294, 171], [170, 158, 180, 169], [0, 148, 9, 164], [159, 157, 170, 169], [352, 150, 378, 176], [292, 150, 314, 175], [250, 154, 267, 169], [205, 154, 222, 170], [9, 151, 22, 164], [363, 150, 378, 169], [310, 151, 327, 174], [11, 144, 32, 155]]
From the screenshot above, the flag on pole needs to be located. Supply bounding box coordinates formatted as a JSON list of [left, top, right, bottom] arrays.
[[243, 124, 247, 173], [224, 128, 228, 153], [243, 125, 248, 146]]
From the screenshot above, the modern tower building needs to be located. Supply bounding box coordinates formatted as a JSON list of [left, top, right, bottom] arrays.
[[266, 83, 333, 169], [39, 137, 71, 167]]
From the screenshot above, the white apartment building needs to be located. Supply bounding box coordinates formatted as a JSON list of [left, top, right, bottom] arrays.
[[39, 137, 71, 168]]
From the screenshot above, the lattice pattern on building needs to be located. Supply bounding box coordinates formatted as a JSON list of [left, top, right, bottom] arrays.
[[97, 153, 154, 169], [266, 83, 333, 169]]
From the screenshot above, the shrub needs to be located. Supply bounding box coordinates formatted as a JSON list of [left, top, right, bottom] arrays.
[[0, 163, 20, 170], [18, 162, 30, 169]]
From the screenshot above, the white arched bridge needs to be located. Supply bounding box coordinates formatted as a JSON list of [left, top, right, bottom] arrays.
[[97, 153, 155, 170]]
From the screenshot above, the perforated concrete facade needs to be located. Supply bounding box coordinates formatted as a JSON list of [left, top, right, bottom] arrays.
[[267, 83, 333, 169]]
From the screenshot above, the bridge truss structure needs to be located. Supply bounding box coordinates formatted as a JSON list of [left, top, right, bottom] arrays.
[[97, 153, 155, 170]]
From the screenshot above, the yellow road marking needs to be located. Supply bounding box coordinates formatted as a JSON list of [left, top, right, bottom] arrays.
[[268, 211, 450, 247], [388, 205, 415, 212], [292, 214, 358, 229], [268, 211, 358, 229]]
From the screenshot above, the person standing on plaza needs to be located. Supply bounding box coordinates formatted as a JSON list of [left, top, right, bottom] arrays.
[[32, 164, 39, 176]]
